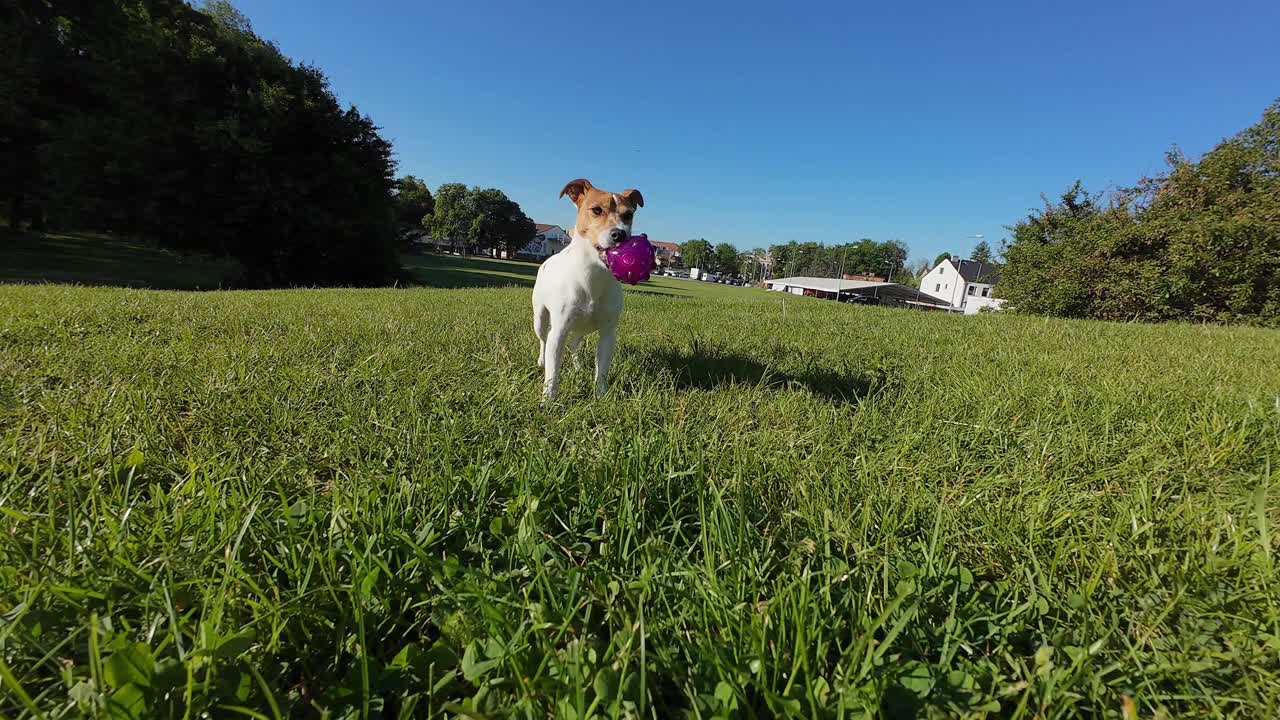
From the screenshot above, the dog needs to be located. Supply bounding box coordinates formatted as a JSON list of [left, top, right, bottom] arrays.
[[532, 178, 644, 402]]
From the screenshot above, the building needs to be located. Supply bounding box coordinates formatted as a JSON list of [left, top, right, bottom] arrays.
[[765, 276, 953, 310], [516, 224, 571, 260], [919, 258, 1005, 314], [651, 241, 681, 268], [842, 272, 887, 282]]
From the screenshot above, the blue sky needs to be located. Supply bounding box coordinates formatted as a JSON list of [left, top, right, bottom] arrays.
[[233, 0, 1279, 261]]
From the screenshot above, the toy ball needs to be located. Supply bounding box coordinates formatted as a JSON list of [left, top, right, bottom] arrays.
[[605, 233, 656, 285]]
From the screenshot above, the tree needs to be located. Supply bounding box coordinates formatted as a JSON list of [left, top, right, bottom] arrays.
[[970, 240, 993, 264], [713, 242, 739, 275], [739, 249, 767, 280], [681, 239, 713, 269], [998, 182, 1133, 319], [769, 242, 796, 276], [898, 257, 931, 288], [426, 183, 472, 252], [393, 176, 434, 228], [423, 184, 535, 257], [878, 239, 909, 277], [468, 187, 535, 258], [791, 242, 825, 275], [1000, 100, 1280, 325], [933, 252, 952, 268], [5, 0, 404, 286]]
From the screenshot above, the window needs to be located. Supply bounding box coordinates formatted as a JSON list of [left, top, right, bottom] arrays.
[[967, 285, 976, 296], [981, 287, 990, 297], [935, 283, 940, 292]]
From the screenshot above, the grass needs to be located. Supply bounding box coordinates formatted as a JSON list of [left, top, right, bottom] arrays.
[[1, 250, 1278, 718]]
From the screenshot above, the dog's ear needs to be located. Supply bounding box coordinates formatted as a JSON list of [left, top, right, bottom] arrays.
[[620, 188, 644, 208], [559, 179, 593, 206]]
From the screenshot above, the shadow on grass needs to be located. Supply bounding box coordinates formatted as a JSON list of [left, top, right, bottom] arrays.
[[401, 252, 540, 289], [642, 338, 899, 405], [627, 288, 693, 299], [415, 266, 535, 289], [0, 229, 237, 290]]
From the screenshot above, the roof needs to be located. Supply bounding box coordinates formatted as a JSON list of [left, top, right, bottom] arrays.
[[534, 223, 562, 234], [766, 276, 890, 293], [651, 241, 681, 252], [951, 259, 1000, 284], [767, 276, 954, 308]]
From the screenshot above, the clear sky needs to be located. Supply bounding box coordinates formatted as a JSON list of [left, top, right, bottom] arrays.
[[232, 0, 1278, 261]]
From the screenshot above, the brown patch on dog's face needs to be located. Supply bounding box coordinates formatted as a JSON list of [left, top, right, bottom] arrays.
[[560, 178, 643, 250]]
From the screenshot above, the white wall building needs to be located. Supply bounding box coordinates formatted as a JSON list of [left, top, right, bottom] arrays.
[[517, 224, 571, 260], [919, 258, 1005, 314]]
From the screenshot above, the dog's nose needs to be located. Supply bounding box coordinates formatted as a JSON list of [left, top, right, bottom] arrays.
[[608, 228, 627, 243]]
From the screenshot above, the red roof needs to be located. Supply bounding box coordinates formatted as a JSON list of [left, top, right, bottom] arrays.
[[651, 241, 680, 252], [534, 223, 561, 234]]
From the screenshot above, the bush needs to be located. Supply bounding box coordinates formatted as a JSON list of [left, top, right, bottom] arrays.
[[1000, 101, 1280, 326]]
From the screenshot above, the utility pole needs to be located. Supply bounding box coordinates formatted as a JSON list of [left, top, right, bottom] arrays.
[[836, 246, 848, 302]]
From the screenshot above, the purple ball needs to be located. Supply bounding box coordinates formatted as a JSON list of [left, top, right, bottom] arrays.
[[605, 233, 657, 285]]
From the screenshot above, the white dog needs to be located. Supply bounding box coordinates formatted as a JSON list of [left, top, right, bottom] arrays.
[[532, 178, 644, 401]]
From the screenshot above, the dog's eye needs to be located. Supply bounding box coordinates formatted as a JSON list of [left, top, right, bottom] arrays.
[[620, 212, 633, 222], [591, 207, 603, 216]]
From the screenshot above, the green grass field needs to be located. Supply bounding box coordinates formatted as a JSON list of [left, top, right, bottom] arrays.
[[1, 249, 1279, 718]]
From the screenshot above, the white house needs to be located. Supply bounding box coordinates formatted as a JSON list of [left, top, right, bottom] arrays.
[[517, 224, 571, 260], [919, 258, 1005, 314]]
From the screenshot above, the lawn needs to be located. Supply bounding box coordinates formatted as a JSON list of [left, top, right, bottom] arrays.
[[1, 252, 1278, 718]]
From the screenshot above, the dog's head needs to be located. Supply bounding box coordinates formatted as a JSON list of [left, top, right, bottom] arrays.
[[560, 179, 643, 251]]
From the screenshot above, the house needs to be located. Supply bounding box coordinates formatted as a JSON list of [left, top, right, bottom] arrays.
[[919, 258, 1005, 314], [651, 241, 681, 268], [765, 276, 953, 310], [516, 224, 571, 260], [842, 272, 887, 282]]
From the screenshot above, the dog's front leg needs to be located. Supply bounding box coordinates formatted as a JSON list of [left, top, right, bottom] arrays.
[[594, 325, 617, 397], [542, 324, 570, 402]]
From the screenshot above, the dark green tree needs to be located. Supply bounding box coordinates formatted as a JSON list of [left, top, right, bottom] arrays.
[[4, 0, 404, 286], [970, 240, 993, 264], [426, 183, 473, 253], [468, 188, 535, 258], [713, 242, 740, 274], [680, 239, 713, 269], [393, 176, 435, 228], [768, 242, 796, 276]]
